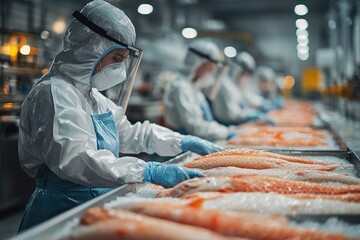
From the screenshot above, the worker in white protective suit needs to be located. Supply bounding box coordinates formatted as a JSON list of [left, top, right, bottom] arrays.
[[163, 39, 241, 141], [208, 58, 275, 126], [257, 66, 284, 109], [235, 52, 274, 112], [17, 0, 223, 232]]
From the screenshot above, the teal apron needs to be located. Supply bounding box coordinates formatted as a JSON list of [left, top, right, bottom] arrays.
[[200, 99, 214, 121], [18, 111, 119, 232]]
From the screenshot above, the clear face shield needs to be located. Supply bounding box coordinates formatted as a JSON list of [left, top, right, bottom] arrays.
[[103, 49, 143, 111], [73, 10, 143, 112]]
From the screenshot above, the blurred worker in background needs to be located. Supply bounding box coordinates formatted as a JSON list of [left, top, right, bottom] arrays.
[[235, 52, 275, 113], [257, 66, 284, 109], [163, 39, 241, 141], [18, 0, 223, 232], [207, 54, 274, 126]]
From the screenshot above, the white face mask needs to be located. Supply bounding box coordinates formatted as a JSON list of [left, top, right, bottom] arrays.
[[92, 62, 127, 91]]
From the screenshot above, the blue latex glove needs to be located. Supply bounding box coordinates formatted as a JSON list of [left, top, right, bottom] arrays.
[[181, 135, 224, 155], [144, 162, 205, 188], [258, 113, 276, 125], [226, 131, 245, 140], [245, 111, 275, 125]]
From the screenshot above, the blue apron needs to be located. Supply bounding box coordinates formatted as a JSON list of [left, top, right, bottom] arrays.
[[18, 111, 119, 232], [200, 98, 214, 121]]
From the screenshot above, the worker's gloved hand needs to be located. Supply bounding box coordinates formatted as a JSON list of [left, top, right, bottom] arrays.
[[143, 162, 205, 188], [226, 131, 244, 140], [274, 96, 284, 109], [181, 135, 224, 155], [258, 113, 276, 125]]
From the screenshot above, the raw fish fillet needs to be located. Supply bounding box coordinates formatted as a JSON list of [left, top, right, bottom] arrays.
[[184, 148, 343, 171], [204, 167, 360, 185], [113, 200, 353, 240], [157, 175, 360, 198], [182, 192, 360, 215], [288, 193, 360, 203], [59, 208, 233, 240], [192, 148, 331, 165], [228, 137, 327, 147]]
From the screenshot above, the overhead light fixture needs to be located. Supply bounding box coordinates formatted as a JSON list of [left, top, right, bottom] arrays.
[[283, 75, 295, 89], [20, 45, 31, 55], [182, 27, 197, 39], [294, 4, 308, 16], [297, 34, 308, 41], [53, 19, 66, 34], [40, 30, 50, 39], [297, 44, 309, 52], [297, 36, 309, 45], [224, 46, 237, 58], [296, 19, 308, 30], [296, 29, 308, 37], [297, 51, 309, 61], [138, 4, 153, 15]]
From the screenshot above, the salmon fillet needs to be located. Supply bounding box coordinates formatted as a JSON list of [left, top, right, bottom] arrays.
[[204, 167, 360, 185], [157, 175, 360, 198], [117, 201, 353, 240], [60, 208, 234, 240]]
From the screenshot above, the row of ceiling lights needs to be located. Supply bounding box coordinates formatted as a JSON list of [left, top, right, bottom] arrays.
[[294, 4, 309, 61], [139, 3, 312, 62], [137, 3, 238, 58]]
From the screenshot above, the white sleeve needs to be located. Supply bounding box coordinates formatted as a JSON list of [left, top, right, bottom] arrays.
[[172, 85, 229, 141], [103, 97, 183, 156], [49, 84, 147, 188], [212, 81, 249, 124]]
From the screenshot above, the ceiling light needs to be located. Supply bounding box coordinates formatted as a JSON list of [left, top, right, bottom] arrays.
[[20, 45, 31, 55], [296, 19, 308, 30], [297, 44, 309, 52], [40, 30, 50, 39], [296, 29, 308, 37], [138, 4, 153, 15], [182, 27, 197, 39], [297, 51, 309, 61], [53, 19, 66, 34], [294, 4, 308, 16], [297, 36, 309, 45], [224, 46, 237, 58], [283, 75, 295, 89]]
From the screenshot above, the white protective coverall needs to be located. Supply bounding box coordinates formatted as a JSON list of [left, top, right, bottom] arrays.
[[163, 39, 232, 141], [18, 0, 183, 189]]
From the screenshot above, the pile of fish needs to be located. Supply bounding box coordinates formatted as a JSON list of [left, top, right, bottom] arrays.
[[268, 100, 317, 127], [58, 148, 360, 239], [225, 126, 334, 149]]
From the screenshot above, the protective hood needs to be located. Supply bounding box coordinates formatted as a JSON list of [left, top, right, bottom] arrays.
[[46, 0, 136, 94], [181, 39, 223, 82]]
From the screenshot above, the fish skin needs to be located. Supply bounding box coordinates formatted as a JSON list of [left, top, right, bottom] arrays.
[[182, 192, 360, 215], [204, 167, 360, 185], [63, 208, 234, 240], [157, 175, 360, 198], [118, 201, 353, 240]]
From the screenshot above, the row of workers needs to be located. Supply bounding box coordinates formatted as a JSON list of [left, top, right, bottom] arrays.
[[16, 0, 281, 233], [162, 41, 282, 141]]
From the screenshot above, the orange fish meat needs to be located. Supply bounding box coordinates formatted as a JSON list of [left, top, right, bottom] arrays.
[[184, 149, 338, 171], [204, 167, 360, 185], [115, 201, 353, 240], [157, 175, 360, 198], [61, 208, 235, 240]]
